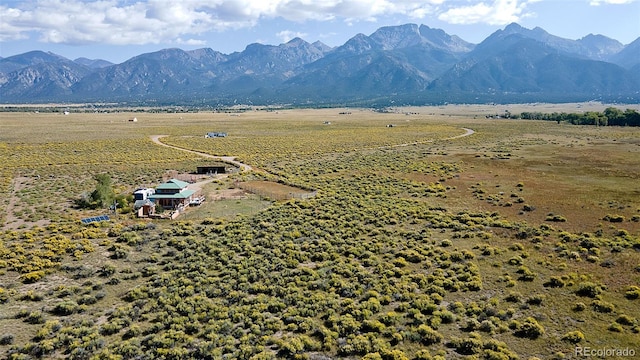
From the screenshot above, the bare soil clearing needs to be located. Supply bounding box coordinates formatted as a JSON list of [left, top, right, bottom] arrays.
[[3, 177, 49, 230]]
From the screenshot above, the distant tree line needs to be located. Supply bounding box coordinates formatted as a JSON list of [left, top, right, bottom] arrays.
[[519, 107, 640, 126]]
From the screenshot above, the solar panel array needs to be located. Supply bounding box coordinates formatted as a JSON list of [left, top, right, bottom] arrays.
[[81, 215, 110, 224]]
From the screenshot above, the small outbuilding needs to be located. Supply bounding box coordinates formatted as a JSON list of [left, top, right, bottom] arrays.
[[196, 165, 227, 175], [136, 199, 156, 217]]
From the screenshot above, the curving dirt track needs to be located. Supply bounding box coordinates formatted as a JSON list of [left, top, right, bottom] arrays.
[[150, 135, 253, 172], [452, 128, 475, 139], [151, 127, 475, 164]]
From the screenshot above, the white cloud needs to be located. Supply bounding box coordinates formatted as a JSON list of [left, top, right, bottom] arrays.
[[0, 0, 453, 45], [438, 0, 532, 25], [175, 38, 208, 46], [276, 30, 308, 43], [9, 0, 620, 45], [590, 0, 637, 5], [0, 7, 30, 41]]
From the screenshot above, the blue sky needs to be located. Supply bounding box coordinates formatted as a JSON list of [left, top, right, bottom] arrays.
[[1, 0, 639, 64]]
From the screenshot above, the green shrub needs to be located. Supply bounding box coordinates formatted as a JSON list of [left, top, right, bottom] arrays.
[[117, 232, 141, 246], [417, 324, 443, 345], [449, 336, 483, 355], [603, 214, 625, 223], [608, 323, 623, 332], [361, 319, 386, 333], [100, 320, 127, 335], [561, 330, 584, 344], [414, 349, 432, 360], [0, 288, 9, 304], [50, 301, 79, 315], [379, 349, 409, 360], [0, 334, 14, 345], [508, 256, 523, 266], [615, 314, 635, 325], [25, 311, 45, 324], [98, 263, 117, 277], [20, 290, 44, 301], [625, 286, 640, 300], [77, 294, 98, 305], [545, 214, 567, 222], [575, 282, 604, 298], [379, 312, 400, 325], [479, 320, 496, 334], [514, 317, 545, 339], [439, 310, 456, 324], [122, 325, 142, 340], [20, 270, 46, 283], [543, 276, 565, 288], [505, 292, 521, 303], [591, 300, 615, 313], [516, 266, 536, 281], [109, 244, 129, 259], [526, 294, 545, 306]]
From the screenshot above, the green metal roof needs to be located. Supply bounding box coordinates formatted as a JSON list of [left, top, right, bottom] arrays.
[[150, 189, 196, 199], [156, 178, 190, 190]]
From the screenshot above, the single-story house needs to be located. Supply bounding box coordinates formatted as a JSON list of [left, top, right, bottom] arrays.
[[149, 178, 196, 210]]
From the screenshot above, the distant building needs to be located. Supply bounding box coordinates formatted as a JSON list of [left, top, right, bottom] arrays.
[[206, 132, 227, 138]]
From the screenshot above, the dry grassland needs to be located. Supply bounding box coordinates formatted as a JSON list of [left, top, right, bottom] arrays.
[[0, 104, 639, 359]]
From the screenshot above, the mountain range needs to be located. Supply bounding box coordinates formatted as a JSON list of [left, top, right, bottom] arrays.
[[1, 23, 639, 106]]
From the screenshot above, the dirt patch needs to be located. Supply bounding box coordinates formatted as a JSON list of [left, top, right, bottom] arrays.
[[208, 188, 248, 200], [238, 181, 316, 201], [3, 176, 50, 230]]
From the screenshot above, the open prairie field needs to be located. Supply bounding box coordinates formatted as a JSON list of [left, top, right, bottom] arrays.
[[0, 105, 639, 359]]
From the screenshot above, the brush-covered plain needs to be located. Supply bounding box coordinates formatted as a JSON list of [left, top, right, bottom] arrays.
[[0, 106, 639, 360]]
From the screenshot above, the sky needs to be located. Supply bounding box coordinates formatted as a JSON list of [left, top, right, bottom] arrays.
[[1, 0, 639, 64]]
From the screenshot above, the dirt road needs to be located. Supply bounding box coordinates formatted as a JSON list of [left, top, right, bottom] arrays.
[[151, 128, 475, 163], [150, 135, 253, 172]]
